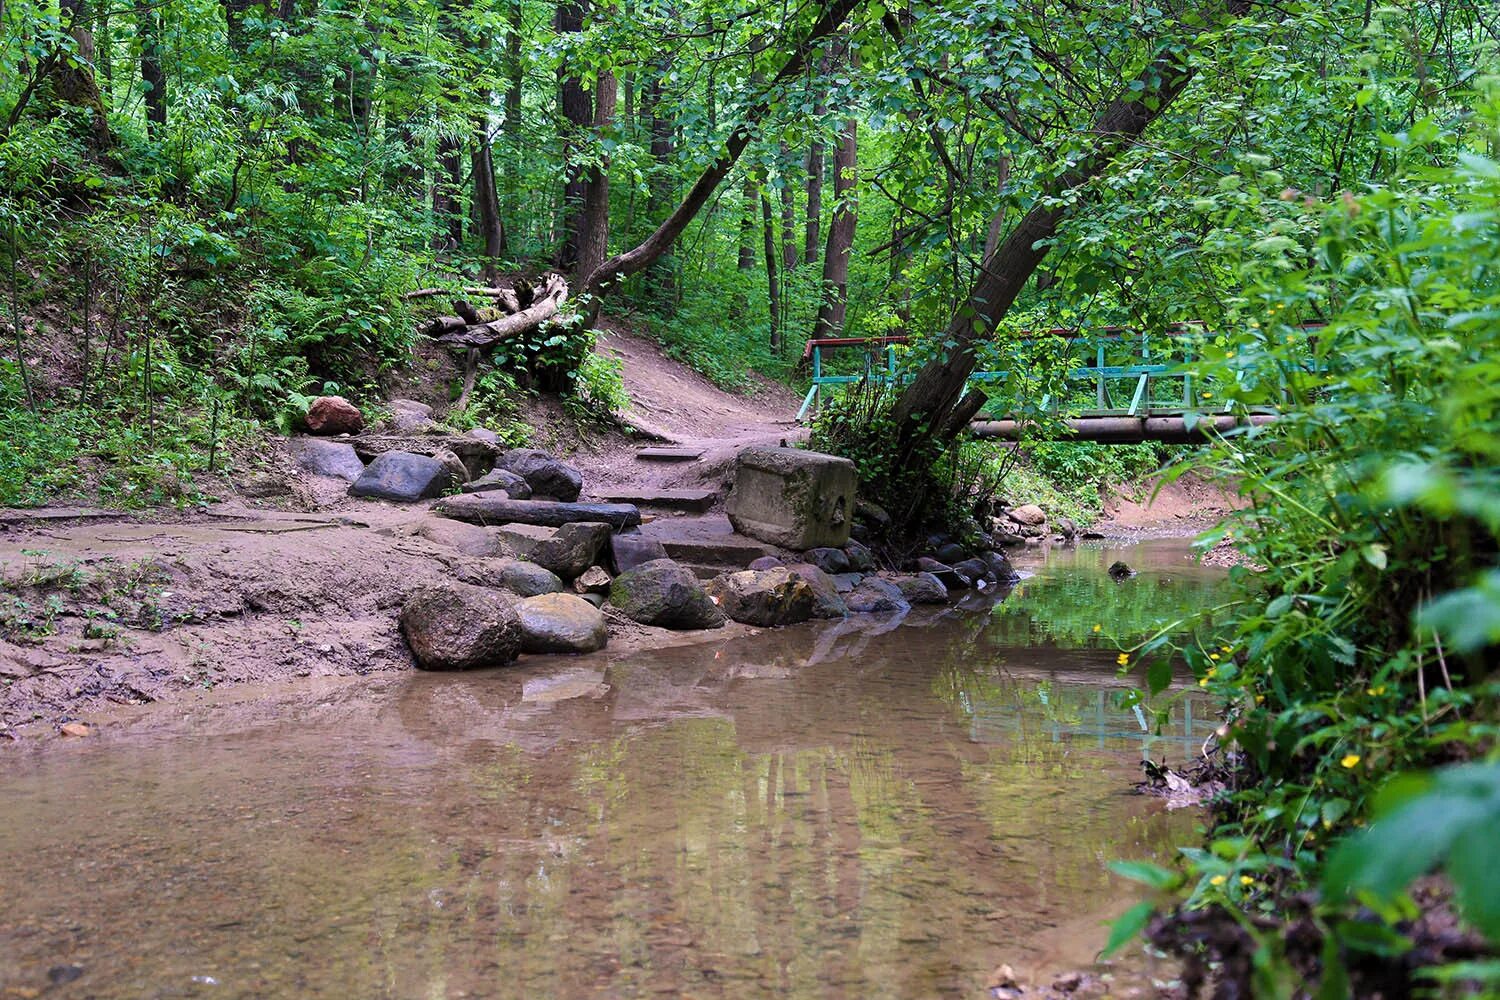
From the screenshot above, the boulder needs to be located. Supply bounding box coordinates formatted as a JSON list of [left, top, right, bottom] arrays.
[[981, 550, 1020, 584], [935, 542, 968, 565], [435, 495, 640, 530], [1008, 503, 1047, 526], [830, 572, 864, 594], [953, 557, 994, 588], [573, 565, 613, 595], [495, 521, 611, 580], [466, 427, 503, 446], [241, 472, 292, 498], [1053, 515, 1078, 539], [388, 398, 434, 433], [856, 499, 892, 531], [893, 572, 949, 605], [748, 555, 785, 571], [609, 558, 727, 630], [726, 446, 857, 549], [399, 582, 522, 670], [1109, 560, 1134, 581], [803, 546, 851, 575], [844, 539, 876, 572], [304, 395, 364, 435], [916, 557, 967, 592], [286, 438, 365, 482], [705, 567, 816, 627], [350, 451, 459, 502], [495, 559, 565, 597], [610, 533, 669, 573], [495, 448, 584, 502], [517, 593, 608, 654], [990, 520, 1027, 547], [785, 562, 849, 619], [461, 467, 532, 497], [416, 518, 500, 557], [434, 448, 472, 486], [846, 577, 911, 615]]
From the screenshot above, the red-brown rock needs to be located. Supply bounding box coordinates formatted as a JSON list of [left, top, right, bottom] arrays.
[[304, 395, 365, 435]]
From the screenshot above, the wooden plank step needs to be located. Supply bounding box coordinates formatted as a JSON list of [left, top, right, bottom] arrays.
[[596, 488, 718, 513], [635, 447, 704, 462]]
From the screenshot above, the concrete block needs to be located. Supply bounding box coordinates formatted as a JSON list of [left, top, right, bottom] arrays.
[[725, 447, 857, 550]]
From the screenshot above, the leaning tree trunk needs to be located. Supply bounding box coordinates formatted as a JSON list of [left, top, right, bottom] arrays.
[[472, 131, 507, 283], [779, 140, 798, 273], [812, 116, 856, 338], [887, 0, 1254, 492]]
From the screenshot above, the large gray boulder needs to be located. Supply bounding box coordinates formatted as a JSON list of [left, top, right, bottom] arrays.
[[726, 447, 857, 549], [350, 451, 459, 502], [495, 521, 611, 579], [982, 550, 1020, 583], [494, 559, 565, 597], [415, 518, 500, 557], [784, 562, 849, 619], [846, 577, 911, 615], [461, 468, 532, 498], [400, 582, 522, 669], [803, 547, 851, 575], [495, 448, 584, 502], [610, 533, 668, 573], [517, 593, 608, 654], [286, 438, 365, 482], [609, 558, 726, 630], [388, 398, 434, 433], [844, 539, 876, 572], [893, 572, 949, 605], [705, 567, 816, 627]]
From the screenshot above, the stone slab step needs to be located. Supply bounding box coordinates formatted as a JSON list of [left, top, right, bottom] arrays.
[[656, 536, 774, 568], [635, 447, 704, 462], [434, 495, 641, 530], [595, 488, 718, 512]]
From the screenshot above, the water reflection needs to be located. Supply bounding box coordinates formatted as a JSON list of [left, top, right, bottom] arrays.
[[0, 541, 1222, 999]]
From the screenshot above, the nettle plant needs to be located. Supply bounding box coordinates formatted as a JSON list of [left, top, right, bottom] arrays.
[[1108, 115, 1500, 990]]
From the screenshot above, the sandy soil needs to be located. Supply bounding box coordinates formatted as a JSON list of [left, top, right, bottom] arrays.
[[1094, 472, 1246, 537]]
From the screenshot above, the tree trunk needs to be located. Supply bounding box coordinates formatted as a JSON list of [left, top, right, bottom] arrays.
[[761, 184, 781, 352], [889, 0, 1253, 459], [555, 0, 590, 271], [577, 71, 615, 284], [812, 116, 857, 338], [139, 6, 164, 138], [737, 171, 757, 271], [804, 140, 824, 267], [580, 0, 860, 297], [779, 140, 797, 272], [54, 0, 113, 149], [472, 132, 507, 283]]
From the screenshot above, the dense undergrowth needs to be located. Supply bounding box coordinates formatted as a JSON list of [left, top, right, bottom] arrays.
[[1097, 115, 1500, 995]]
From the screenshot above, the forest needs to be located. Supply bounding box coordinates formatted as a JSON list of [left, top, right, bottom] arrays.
[[2, 0, 1498, 994]]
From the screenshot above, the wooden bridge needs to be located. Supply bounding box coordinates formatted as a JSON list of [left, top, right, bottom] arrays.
[[796, 326, 1296, 443]]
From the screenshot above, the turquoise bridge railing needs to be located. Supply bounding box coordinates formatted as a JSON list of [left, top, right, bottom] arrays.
[[796, 325, 1312, 427]]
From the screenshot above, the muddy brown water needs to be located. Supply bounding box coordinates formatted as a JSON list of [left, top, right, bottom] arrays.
[[0, 540, 1224, 999]]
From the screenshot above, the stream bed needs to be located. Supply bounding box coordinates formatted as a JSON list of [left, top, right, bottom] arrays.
[[0, 539, 1227, 999]]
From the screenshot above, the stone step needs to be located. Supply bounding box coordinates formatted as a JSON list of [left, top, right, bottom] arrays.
[[594, 488, 718, 513], [434, 495, 641, 530], [635, 447, 704, 462], [656, 536, 774, 569]]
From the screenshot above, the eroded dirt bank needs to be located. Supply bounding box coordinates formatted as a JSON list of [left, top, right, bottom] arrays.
[[0, 505, 764, 739]]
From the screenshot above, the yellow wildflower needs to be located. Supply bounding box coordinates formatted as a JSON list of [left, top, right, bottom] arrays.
[[1255, 695, 1265, 704], [1209, 653, 1220, 661], [1092, 624, 1102, 633], [1116, 653, 1130, 666], [1340, 754, 1361, 769], [1239, 876, 1254, 886], [1199, 678, 1209, 688], [1210, 875, 1227, 887], [1367, 685, 1386, 696]]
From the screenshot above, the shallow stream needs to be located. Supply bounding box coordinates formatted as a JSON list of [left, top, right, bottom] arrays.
[[0, 539, 1226, 999]]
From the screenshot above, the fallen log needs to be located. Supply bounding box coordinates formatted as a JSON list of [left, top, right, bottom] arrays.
[[435, 273, 569, 349], [435, 495, 640, 530], [403, 286, 516, 301], [419, 315, 467, 338]]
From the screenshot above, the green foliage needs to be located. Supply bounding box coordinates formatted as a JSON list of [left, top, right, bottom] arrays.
[[1107, 97, 1500, 990], [443, 368, 532, 446]]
